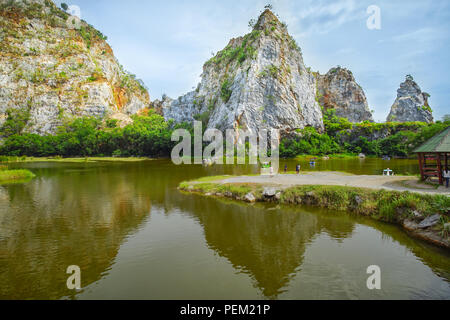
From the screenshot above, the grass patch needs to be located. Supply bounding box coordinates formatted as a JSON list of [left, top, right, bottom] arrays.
[[0, 169, 35, 184], [180, 181, 262, 199], [194, 175, 232, 183]]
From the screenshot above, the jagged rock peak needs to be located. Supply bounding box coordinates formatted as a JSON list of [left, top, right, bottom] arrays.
[[0, 0, 150, 134], [317, 66, 373, 123], [387, 75, 433, 123], [163, 8, 323, 136], [254, 9, 281, 30]]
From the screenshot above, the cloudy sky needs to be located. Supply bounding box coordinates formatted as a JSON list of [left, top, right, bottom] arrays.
[[54, 0, 450, 122]]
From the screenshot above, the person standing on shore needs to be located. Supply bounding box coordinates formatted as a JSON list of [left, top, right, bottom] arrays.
[[296, 164, 300, 175], [443, 168, 450, 188], [284, 164, 288, 173]]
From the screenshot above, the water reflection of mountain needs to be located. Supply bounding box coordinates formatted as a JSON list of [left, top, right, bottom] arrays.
[[173, 194, 356, 299], [172, 192, 450, 298], [0, 164, 151, 299]]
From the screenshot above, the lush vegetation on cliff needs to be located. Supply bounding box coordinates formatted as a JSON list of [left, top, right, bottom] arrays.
[[279, 110, 450, 158]]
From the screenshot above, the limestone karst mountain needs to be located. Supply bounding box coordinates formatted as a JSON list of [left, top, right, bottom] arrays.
[[2, 2, 432, 138], [163, 9, 325, 135], [162, 9, 378, 135], [387, 75, 433, 123], [0, 0, 150, 134], [316, 66, 373, 123]]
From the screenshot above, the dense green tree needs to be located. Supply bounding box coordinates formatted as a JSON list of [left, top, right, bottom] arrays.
[[323, 109, 352, 137], [0, 111, 178, 158], [1, 108, 448, 159], [0, 107, 31, 137]]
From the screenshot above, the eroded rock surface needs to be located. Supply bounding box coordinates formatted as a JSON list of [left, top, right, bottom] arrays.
[[0, 0, 150, 134], [317, 67, 373, 123], [387, 75, 433, 123], [163, 10, 324, 136]]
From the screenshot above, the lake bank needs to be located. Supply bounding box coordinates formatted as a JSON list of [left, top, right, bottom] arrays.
[[0, 156, 153, 163], [179, 173, 450, 249]]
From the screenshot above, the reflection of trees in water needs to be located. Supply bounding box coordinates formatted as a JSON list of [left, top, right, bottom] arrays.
[[174, 195, 356, 299], [0, 166, 151, 299]]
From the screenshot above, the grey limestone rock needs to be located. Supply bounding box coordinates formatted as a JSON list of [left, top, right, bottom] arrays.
[[163, 10, 324, 137], [317, 66, 373, 123], [387, 75, 433, 123]]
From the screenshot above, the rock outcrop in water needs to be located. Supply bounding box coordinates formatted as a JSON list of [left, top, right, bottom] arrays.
[[316, 67, 373, 123], [163, 9, 324, 135], [387, 75, 433, 123], [0, 0, 150, 134]]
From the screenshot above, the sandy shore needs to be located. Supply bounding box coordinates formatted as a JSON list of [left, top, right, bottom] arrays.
[[217, 172, 450, 195]]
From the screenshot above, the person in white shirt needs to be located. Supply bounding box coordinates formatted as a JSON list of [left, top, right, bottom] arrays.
[[443, 168, 450, 188]]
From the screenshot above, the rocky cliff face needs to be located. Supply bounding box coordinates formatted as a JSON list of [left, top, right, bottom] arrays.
[[387, 75, 433, 123], [317, 67, 373, 123], [0, 0, 150, 134], [163, 10, 324, 135]]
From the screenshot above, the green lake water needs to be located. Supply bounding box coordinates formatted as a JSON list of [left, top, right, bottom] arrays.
[[0, 158, 449, 300]]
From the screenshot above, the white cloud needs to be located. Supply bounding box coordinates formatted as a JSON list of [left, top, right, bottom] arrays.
[[280, 0, 365, 37], [390, 27, 443, 43]]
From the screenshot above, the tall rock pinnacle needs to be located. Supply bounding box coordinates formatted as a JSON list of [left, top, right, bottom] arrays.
[[163, 9, 324, 135], [387, 75, 433, 123]]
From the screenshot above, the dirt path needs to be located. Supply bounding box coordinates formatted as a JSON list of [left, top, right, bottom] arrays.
[[216, 172, 450, 195]]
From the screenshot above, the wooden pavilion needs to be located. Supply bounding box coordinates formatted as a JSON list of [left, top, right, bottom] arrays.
[[414, 126, 450, 185]]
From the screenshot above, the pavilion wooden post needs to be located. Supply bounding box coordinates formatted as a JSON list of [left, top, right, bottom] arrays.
[[437, 152, 443, 185], [418, 153, 425, 181], [423, 153, 427, 171]]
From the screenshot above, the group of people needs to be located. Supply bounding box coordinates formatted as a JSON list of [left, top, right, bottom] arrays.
[[283, 164, 302, 174]]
